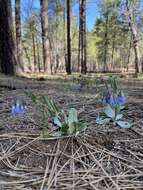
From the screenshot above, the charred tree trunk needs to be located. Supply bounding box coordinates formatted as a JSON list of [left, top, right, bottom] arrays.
[[79, 0, 87, 74], [15, 0, 23, 74], [0, 0, 16, 75], [40, 0, 51, 73], [66, 0, 71, 74]]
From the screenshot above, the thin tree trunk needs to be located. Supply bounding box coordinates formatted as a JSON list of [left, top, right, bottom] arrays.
[[32, 31, 37, 72], [79, 0, 87, 74], [103, 11, 109, 72], [126, 37, 132, 72], [15, 0, 23, 74], [78, 25, 81, 72], [36, 34, 41, 72], [66, 0, 71, 74], [78, 3, 82, 72], [63, 2, 67, 73], [82, 2, 87, 74], [40, 0, 51, 73], [0, 0, 16, 75], [23, 43, 32, 72], [111, 31, 116, 71], [141, 61, 143, 73]]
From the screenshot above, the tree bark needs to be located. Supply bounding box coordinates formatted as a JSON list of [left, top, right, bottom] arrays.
[[126, 37, 132, 72], [66, 0, 71, 74], [23, 43, 32, 72], [0, 0, 17, 75], [103, 11, 109, 72], [111, 31, 116, 71], [15, 0, 23, 74], [126, 0, 139, 74], [40, 0, 51, 73], [79, 0, 87, 74], [36, 34, 41, 72], [32, 30, 37, 72]]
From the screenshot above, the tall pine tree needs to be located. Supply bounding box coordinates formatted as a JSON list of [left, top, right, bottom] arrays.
[[0, 0, 17, 75]]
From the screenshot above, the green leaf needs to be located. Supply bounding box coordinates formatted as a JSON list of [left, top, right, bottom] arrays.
[[60, 123, 69, 134], [53, 117, 62, 127], [43, 96, 59, 117], [68, 108, 78, 125], [68, 122, 76, 134], [68, 122, 86, 135], [96, 117, 110, 125], [116, 120, 132, 128], [103, 105, 115, 119], [120, 105, 125, 110], [115, 114, 123, 121]]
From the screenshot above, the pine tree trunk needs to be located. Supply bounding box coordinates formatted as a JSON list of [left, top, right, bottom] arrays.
[[0, 0, 16, 75], [111, 31, 116, 71], [40, 0, 51, 73], [103, 11, 109, 72], [78, 25, 81, 72], [66, 0, 71, 74], [15, 0, 23, 74], [32, 31, 37, 72], [141, 60, 143, 73], [63, 3, 67, 73], [23, 43, 32, 72], [36, 34, 41, 72], [79, 0, 87, 74], [127, 38, 132, 72], [126, 0, 139, 74]]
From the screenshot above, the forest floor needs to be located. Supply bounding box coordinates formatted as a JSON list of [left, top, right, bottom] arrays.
[[0, 73, 143, 190]]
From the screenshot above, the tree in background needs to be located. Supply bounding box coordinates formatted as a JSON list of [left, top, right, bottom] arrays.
[[125, 0, 139, 74], [1, 0, 143, 75], [66, 0, 71, 74], [78, 0, 87, 74], [94, 0, 121, 72], [48, 0, 66, 73], [15, 0, 24, 74], [40, 0, 51, 73], [29, 14, 37, 72], [93, 0, 135, 72], [0, 0, 16, 75]]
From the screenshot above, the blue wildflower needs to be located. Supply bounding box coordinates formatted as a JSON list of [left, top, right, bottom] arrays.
[[103, 95, 115, 105], [11, 96, 26, 115], [11, 103, 25, 115], [117, 95, 126, 105], [103, 95, 126, 106]]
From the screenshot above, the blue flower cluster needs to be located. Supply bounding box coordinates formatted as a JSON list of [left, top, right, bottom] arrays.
[[11, 103, 25, 114], [103, 95, 126, 106]]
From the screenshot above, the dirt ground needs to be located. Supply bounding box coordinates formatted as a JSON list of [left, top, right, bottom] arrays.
[[0, 74, 143, 190]]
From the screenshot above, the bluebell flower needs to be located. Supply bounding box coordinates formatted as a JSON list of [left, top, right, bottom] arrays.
[[116, 95, 126, 105], [103, 95, 126, 106], [103, 95, 115, 105], [11, 103, 25, 115]]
